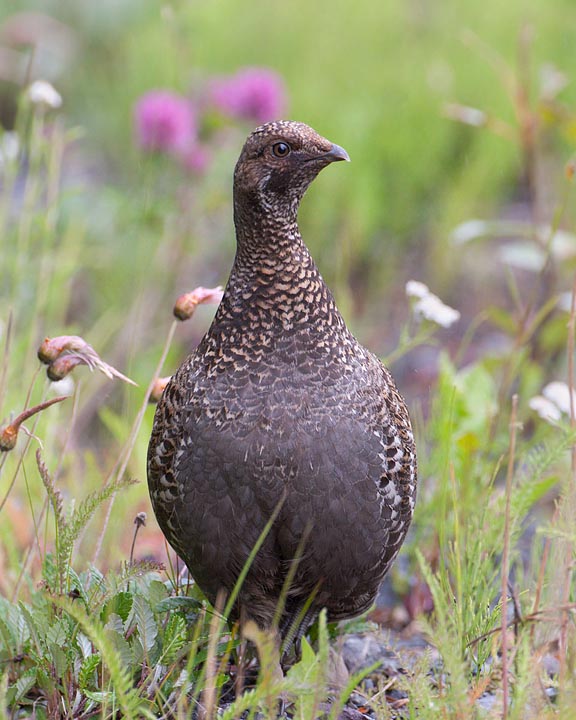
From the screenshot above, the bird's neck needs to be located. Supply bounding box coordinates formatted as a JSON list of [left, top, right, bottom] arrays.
[[213, 207, 346, 334], [233, 191, 298, 251], [232, 191, 309, 271]]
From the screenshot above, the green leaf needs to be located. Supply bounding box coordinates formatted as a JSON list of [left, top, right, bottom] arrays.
[[49, 642, 68, 677], [46, 619, 68, 647], [77, 632, 93, 659], [286, 636, 319, 686], [154, 595, 203, 614], [54, 596, 154, 719], [105, 613, 125, 635], [106, 628, 134, 667], [87, 565, 106, 594], [147, 580, 169, 610], [42, 554, 59, 591], [103, 592, 133, 623], [85, 689, 115, 703], [63, 475, 138, 554], [161, 614, 187, 664], [18, 604, 44, 654], [78, 653, 101, 691], [0, 613, 15, 654], [0, 671, 9, 714], [14, 670, 36, 702], [130, 595, 158, 653], [66, 566, 90, 603]]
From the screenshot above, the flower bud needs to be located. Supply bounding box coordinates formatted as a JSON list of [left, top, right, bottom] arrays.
[[149, 376, 171, 403], [0, 423, 18, 451], [47, 355, 84, 381], [173, 286, 223, 321], [0, 396, 67, 452]]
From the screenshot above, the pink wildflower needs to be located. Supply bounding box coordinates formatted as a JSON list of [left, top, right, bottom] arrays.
[[134, 90, 196, 155], [180, 143, 212, 175], [209, 67, 287, 123]]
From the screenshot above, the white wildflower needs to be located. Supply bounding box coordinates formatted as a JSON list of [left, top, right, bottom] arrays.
[[406, 280, 460, 328], [414, 295, 461, 328], [444, 103, 486, 127], [529, 396, 562, 423], [543, 382, 576, 416], [405, 280, 429, 299], [0, 132, 19, 169], [499, 243, 546, 272], [530, 381, 576, 424], [540, 63, 568, 100], [48, 376, 75, 398], [451, 219, 490, 245], [558, 292, 572, 313], [27, 80, 62, 109]]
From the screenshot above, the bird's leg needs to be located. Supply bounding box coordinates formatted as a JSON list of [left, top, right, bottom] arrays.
[[280, 593, 320, 662]]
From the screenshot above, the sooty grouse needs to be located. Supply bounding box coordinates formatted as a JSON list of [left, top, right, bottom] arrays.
[[148, 121, 417, 646]]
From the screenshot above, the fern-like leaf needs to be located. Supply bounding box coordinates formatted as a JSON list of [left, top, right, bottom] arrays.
[[130, 595, 158, 655], [78, 653, 101, 691], [36, 450, 68, 592], [54, 596, 154, 719], [161, 614, 187, 665], [63, 475, 138, 554]]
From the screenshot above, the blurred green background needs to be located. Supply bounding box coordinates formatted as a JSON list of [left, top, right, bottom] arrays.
[[3, 0, 576, 322]]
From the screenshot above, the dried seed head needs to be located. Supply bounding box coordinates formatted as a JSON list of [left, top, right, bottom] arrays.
[[38, 336, 86, 364], [38, 336, 60, 363], [0, 423, 18, 451], [38, 335, 137, 386], [173, 286, 223, 321], [0, 396, 68, 452], [149, 376, 171, 403], [47, 354, 84, 381], [134, 512, 147, 527]]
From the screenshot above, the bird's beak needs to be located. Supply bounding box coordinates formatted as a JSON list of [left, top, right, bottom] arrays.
[[326, 143, 350, 162]]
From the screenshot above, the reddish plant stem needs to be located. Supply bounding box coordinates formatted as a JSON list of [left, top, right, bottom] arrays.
[[558, 274, 576, 689], [501, 394, 519, 718]]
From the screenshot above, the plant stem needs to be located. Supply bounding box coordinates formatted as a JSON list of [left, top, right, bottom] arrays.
[[501, 393, 519, 718], [92, 320, 177, 566], [558, 273, 576, 693]]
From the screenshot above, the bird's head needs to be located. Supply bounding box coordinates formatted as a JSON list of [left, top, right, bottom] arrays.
[[233, 120, 349, 223]]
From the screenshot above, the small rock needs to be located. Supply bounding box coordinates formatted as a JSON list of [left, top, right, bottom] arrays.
[[341, 634, 400, 675], [336, 708, 370, 720], [545, 686, 558, 703], [476, 693, 497, 713], [349, 691, 366, 706], [541, 652, 560, 678]]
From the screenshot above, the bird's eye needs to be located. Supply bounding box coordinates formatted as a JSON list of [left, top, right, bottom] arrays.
[[272, 142, 291, 158]]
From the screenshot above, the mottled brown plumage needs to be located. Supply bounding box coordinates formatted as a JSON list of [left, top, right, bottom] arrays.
[[147, 121, 417, 645]]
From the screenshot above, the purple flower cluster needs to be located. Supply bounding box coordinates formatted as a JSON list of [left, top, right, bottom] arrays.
[[133, 66, 287, 174], [209, 67, 286, 124], [134, 90, 196, 155]]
